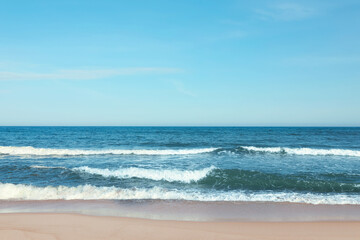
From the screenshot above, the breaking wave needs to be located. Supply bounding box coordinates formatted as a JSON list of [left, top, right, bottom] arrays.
[[74, 166, 216, 183], [241, 146, 360, 157], [22, 166, 360, 193], [1, 145, 359, 157], [0, 183, 359, 204], [0, 146, 217, 156]]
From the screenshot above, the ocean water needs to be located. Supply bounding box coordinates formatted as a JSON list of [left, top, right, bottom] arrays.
[[0, 127, 359, 205]]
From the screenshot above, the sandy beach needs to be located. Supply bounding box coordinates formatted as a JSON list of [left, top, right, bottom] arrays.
[[0, 213, 359, 240]]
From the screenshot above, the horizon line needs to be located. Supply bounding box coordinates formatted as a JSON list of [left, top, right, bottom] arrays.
[[0, 125, 359, 128]]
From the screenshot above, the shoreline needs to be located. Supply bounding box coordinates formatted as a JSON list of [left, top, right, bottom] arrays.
[[1, 199, 360, 222], [1, 213, 360, 240]]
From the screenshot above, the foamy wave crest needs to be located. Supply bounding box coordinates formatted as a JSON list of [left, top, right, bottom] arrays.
[[30, 165, 66, 169], [242, 146, 360, 157], [73, 166, 216, 183], [0, 146, 217, 156], [0, 183, 359, 204]]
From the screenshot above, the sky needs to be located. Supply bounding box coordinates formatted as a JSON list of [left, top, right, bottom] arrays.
[[0, 0, 359, 126]]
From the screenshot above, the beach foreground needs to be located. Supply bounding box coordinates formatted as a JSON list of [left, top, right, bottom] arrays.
[[0, 213, 359, 240]]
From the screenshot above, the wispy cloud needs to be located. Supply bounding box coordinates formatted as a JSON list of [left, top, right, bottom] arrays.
[[0, 67, 181, 81], [0, 89, 11, 94], [255, 3, 316, 21]]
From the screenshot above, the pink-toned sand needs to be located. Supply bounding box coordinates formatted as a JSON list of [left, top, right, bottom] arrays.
[[0, 213, 359, 240]]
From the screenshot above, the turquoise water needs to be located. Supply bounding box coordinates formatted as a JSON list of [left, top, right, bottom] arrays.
[[0, 127, 359, 204]]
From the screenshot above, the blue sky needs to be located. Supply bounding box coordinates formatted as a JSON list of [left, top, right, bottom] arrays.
[[0, 0, 359, 126]]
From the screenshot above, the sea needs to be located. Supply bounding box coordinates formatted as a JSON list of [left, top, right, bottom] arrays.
[[0, 127, 360, 205]]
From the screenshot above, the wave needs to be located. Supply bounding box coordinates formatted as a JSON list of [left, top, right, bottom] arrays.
[[74, 166, 360, 193], [199, 169, 360, 193], [2, 145, 359, 157], [24, 165, 360, 193], [0, 146, 217, 156], [74, 166, 216, 183], [30, 165, 67, 169], [0, 183, 359, 204], [240, 146, 360, 157]]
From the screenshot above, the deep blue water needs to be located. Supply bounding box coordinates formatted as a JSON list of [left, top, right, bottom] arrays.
[[0, 127, 359, 204]]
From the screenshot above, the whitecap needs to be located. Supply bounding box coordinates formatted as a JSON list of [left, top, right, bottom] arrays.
[[0, 146, 217, 156], [73, 166, 216, 183], [242, 146, 360, 157]]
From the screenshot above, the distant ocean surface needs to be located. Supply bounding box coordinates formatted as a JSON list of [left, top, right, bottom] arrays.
[[1, 127, 359, 205]]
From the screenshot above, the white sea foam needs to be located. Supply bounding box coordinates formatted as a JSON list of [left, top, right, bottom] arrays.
[[0, 183, 359, 204], [242, 146, 360, 157], [30, 165, 66, 169], [0, 146, 217, 156], [73, 166, 216, 183]]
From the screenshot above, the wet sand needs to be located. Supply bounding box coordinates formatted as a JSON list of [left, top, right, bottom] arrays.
[[2, 200, 360, 221]]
